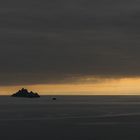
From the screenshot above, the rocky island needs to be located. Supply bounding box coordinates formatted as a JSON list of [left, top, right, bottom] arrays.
[[11, 88, 40, 98]]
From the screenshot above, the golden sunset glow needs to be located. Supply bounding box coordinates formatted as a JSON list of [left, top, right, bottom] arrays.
[[1, 77, 140, 95]]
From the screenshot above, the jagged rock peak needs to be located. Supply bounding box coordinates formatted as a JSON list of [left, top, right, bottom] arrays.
[[11, 88, 40, 98]]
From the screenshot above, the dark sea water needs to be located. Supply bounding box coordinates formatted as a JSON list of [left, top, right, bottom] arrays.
[[0, 95, 140, 140]]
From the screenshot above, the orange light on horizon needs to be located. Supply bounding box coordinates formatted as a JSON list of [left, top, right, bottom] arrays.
[[0, 77, 140, 95]]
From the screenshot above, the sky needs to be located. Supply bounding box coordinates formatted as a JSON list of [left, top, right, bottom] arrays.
[[0, 0, 140, 94]]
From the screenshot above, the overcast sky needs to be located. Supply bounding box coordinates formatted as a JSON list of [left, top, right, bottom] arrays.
[[0, 0, 140, 85]]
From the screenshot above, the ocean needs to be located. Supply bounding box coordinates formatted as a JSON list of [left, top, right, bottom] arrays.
[[0, 95, 140, 140]]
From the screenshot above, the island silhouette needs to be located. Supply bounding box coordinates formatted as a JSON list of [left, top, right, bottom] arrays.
[[11, 88, 40, 98]]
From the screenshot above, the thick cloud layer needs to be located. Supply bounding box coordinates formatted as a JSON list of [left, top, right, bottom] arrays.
[[0, 0, 140, 85]]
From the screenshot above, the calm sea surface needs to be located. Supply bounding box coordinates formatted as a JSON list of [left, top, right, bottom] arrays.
[[0, 95, 140, 140]]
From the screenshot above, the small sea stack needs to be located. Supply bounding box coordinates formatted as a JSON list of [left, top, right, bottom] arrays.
[[52, 97, 56, 100], [11, 88, 40, 98]]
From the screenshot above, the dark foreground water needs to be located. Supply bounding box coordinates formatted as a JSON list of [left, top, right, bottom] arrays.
[[0, 96, 140, 140]]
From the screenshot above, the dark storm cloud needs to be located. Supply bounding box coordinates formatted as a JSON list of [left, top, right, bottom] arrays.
[[0, 0, 140, 85]]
